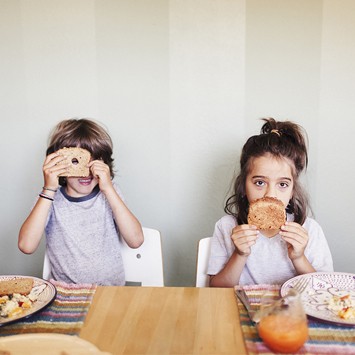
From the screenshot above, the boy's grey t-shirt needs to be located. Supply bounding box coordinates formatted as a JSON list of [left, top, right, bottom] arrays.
[[45, 183, 125, 285], [207, 214, 334, 285]]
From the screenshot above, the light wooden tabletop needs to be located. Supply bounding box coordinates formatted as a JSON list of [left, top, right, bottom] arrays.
[[80, 286, 247, 355]]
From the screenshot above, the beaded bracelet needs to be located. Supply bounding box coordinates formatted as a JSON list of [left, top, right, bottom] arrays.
[[39, 193, 54, 202], [42, 186, 57, 192]]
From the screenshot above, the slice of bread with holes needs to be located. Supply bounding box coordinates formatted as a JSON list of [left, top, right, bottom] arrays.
[[0, 278, 34, 296], [57, 147, 91, 177]]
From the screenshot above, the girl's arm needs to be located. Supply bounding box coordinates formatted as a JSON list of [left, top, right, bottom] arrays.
[[209, 251, 248, 287], [209, 224, 258, 287], [280, 221, 316, 274], [89, 160, 144, 248], [291, 255, 316, 274], [18, 152, 68, 254]]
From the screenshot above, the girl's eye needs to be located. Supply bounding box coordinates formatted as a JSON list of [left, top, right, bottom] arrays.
[[279, 182, 289, 188], [255, 180, 265, 187]]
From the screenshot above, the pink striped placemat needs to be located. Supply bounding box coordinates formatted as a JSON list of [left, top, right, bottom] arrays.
[[236, 284, 355, 355], [0, 280, 96, 336]]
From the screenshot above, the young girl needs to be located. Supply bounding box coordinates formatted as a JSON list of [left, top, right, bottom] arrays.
[[208, 118, 333, 287], [18, 118, 144, 285]]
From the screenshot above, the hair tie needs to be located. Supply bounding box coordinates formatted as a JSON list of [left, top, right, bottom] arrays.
[[271, 129, 281, 137]]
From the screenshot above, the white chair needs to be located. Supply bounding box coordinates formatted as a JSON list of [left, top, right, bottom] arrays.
[[195, 237, 212, 287], [43, 227, 164, 287], [43, 252, 51, 281], [120, 227, 164, 286]]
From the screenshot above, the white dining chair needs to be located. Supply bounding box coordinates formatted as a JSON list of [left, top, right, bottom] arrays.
[[195, 237, 212, 287], [120, 227, 164, 286], [42, 252, 51, 281], [43, 227, 165, 287]]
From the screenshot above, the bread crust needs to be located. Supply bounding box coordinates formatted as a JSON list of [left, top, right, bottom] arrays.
[[0, 278, 34, 296], [247, 197, 286, 232], [57, 147, 91, 177]]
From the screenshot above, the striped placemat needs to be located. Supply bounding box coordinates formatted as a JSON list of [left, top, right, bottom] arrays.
[[236, 284, 355, 355], [0, 280, 96, 336]]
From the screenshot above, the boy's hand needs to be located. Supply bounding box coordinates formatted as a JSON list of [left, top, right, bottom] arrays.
[[43, 152, 69, 189], [88, 160, 112, 192], [231, 224, 259, 257], [280, 222, 309, 260]]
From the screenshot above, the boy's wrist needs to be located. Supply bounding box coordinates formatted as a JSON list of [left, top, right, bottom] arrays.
[[99, 181, 115, 194], [234, 249, 249, 258], [100, 186, 114, 197], [41, 186, 57, 198], [39, 193, 54, 202], [42, 186, 58, 193]]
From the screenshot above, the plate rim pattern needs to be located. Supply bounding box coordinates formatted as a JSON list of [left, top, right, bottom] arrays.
[[280, 271, 355, 326], [0, 275, 57, 327]]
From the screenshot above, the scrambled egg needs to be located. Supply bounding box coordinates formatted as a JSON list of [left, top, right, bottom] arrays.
[[0, 293, 33, 318], [328, 294, 355, 320]]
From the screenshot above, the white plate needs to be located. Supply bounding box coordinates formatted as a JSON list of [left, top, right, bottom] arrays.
[[280, 272, 355, 326], [0, 333, 111, 354], [0, 275, 56, 326]]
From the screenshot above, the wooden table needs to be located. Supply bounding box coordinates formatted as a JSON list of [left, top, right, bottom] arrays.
[[80, 286, 247, 355]]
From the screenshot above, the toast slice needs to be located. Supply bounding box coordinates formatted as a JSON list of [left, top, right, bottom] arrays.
[[0, 278, 34, 296], [248, 196, 286, 231], [57, 147, 91, 177]]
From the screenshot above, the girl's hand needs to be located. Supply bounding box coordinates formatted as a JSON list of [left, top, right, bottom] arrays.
[[43, 152, 69, 189], [88, 160, 112, 191], [280, 221, 309, 260], [231, 224, 259, 257]]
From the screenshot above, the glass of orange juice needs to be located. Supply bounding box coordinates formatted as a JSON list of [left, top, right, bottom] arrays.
[[257, 289, 308, 354]]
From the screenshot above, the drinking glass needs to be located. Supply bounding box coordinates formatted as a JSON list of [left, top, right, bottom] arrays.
[[257, 289, 308, 354]]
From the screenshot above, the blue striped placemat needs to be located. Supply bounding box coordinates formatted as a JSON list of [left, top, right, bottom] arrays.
[[236, 284, 355, 354], [0, 280, 96, 336]]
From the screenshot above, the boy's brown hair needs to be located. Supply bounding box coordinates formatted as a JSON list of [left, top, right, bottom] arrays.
[[46, 118, 114, 185]]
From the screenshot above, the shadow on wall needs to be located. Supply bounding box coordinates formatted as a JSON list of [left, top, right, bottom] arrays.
[[166, 148, 240, 287], [3, 236, 45, 277]]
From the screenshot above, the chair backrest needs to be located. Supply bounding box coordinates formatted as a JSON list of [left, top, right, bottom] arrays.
[[43, 227, 164, 287], [42, 251, 51, 280], [195, 237, 212, 287], [120, 227, 164, 286]]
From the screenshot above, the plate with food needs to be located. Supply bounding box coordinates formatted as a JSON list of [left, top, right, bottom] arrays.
[[0, 275, 56, 326], [280, 272, 355, 326]]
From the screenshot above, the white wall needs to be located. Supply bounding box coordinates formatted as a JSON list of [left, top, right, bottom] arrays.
[[0, 0, 354, 286]]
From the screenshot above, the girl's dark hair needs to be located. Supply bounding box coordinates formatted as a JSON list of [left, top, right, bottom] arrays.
[[225, 118, 309, 225], [46, 118, 114, 185]]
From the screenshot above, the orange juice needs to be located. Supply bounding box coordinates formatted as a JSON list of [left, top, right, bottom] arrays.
[[258, 313, 308, 353]]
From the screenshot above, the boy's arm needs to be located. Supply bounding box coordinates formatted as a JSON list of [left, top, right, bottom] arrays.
[[103, 185, 144, 248], [18, 195, 53, 254], [89, 160, 144, 249], [19, 152, 68, 254]]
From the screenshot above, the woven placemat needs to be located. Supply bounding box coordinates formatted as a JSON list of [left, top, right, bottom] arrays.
[[0, 280, 96, 336], [236, 284, 355, 355]]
